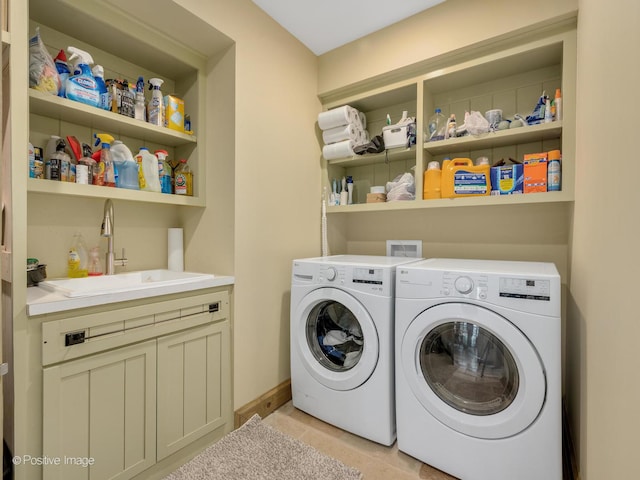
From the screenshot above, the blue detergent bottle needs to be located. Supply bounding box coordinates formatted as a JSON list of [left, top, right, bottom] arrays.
[[65, 47, 100, 108]]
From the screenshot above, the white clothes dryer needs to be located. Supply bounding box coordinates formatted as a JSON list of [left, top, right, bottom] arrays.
[[290, 255, 420, 446], [395, 258, 561, 480]]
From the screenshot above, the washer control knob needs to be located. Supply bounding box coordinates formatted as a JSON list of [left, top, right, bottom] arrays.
[[325, 267, 337, 281], [454, 276, 474, 294]]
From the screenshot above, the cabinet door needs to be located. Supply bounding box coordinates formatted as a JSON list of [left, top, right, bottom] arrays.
[[42, 340, 157, 480], [157, 320, 231, 460]]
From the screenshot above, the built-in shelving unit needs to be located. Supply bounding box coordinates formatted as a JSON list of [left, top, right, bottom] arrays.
[[321, 30, 576, 214]]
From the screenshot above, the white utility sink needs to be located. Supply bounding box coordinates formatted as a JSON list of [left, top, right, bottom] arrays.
[[39, 269, 217, 298]]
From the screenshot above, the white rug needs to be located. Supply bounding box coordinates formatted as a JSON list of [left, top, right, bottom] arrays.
[[163, 414, 363, 480]]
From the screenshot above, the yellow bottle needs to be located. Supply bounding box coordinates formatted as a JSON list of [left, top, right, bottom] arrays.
[[67, 232, 88, 278], [174, 158, 193, 196], [423, 161, 442, 199]]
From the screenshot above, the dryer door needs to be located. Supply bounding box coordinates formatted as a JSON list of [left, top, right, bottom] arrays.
[[400, 302, 546, 439], [294, 288, 379, 391]]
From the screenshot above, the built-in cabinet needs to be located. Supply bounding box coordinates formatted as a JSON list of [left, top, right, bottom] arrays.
[[321, 29, 576, 213], [41, 288, 232, 480], [2, 2, 236, 479]]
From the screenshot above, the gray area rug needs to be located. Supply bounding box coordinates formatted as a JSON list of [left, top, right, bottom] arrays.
[[163, 414, 363, 480]]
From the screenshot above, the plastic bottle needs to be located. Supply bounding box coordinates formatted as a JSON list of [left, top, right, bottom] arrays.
[[174, 158, 193, 196], [68, 232, 89, 278], [87, 246, 103, 276], [547, 150, 562, 191], [554, 88, 562, 122], [147, 78, 165, 126], [77, 143, 97, 185], [65, 47, 100, 108], [47, 139, 70, 182], [155, 149, 172, 194], [135, 147, 161, 192], [94, 133, 116, 187], [112, 141, 139, 190], [28, 142, 36, 178], [423, 161, 442, 199], [427, 108, 447, 142], [445, 114, 457, 140], [544, 96, 553, 123], [134, 76, 146, 121], [92, 65, 110, 110], [68, 152, 77, 183], [54, 49, 70, 98]]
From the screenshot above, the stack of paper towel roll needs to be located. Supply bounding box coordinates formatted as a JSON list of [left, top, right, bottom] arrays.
[[318, 105, 370, 160]]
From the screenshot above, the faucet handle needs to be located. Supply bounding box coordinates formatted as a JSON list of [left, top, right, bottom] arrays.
[[115, 248, 128, 267]]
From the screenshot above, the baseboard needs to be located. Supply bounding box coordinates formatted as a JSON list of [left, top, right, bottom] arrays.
[[234, 379, 292, 429], [562, 398, 580, 480]]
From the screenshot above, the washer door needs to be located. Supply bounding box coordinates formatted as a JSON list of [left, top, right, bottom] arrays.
[[294, 288, 379, 391], [401, 302, 546, 439]]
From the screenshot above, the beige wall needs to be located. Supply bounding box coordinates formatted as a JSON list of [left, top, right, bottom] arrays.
[[569, 0, 640, 478], [318, 0, 578, 95], [176, 0, 321, 409]]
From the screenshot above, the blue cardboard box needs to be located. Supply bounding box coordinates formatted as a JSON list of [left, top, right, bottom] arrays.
[[490, 164, 524, 195]]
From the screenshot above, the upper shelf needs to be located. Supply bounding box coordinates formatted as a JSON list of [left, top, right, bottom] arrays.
[[424, 121, 562, 156], [29, 89, 198, 147]]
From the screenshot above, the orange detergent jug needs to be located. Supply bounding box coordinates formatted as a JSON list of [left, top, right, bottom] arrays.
[[441, 158, 491, 198]]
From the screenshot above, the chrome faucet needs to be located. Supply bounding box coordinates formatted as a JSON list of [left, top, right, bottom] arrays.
[[101, 199, 128, 275]]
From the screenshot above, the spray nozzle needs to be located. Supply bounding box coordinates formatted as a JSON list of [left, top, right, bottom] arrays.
[[94, 133, 115, 149], [67, 47, 95, 66], [148, 78, 164, 90], [154, 149, 168, 161]]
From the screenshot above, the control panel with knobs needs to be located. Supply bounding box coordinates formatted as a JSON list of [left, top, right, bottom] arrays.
[[325, 267, 337, 281]]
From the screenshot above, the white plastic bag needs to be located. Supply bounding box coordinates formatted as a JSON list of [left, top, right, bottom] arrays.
[[29, 27, 61, 95], [386, 172, 415, 201], [464, 110, 490, 135]]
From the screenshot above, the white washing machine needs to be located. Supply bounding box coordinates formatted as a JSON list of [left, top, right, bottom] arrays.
[[290, 255, 420, 445], [395, 258, 561, 480]]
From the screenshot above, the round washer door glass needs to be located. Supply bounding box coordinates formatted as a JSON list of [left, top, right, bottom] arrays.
[[401, 302, 546, 439], [294, 288, 379, 391], [306, 300, 363, 371], [420, 322, 519, 416]]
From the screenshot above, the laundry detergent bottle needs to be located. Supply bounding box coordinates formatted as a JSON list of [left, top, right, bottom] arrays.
[[65, 47, 100, 108]]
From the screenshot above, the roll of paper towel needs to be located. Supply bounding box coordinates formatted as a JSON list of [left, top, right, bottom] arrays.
[[322, 123, 358, 145], [168, 228, 184, 272], [322, 140, 355, 160], [318, 105, 359, 130]]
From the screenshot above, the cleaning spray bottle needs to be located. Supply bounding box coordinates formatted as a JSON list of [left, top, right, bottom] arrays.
[[92, 65, 110, 110], [94, 133, 116, 187], [54, 49, 70, 98], [155, 149, 172, 194], [147, 78, 164, 126], [66, 47, 100, 108]]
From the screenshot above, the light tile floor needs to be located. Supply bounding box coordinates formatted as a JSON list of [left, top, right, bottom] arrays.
[[262, 401, 457, 480]]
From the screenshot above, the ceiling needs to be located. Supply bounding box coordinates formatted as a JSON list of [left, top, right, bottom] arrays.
[[251, 0, 446, 55]]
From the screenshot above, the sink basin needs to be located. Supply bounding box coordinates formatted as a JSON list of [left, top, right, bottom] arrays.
[[39, 269, 217, 298]]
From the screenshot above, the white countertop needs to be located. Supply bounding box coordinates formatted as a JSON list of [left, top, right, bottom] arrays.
[[27, 274, 235, 316]]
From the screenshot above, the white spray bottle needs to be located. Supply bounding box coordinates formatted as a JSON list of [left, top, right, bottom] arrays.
[[147, 78, 165, 127], [66, 47, 100, 108]]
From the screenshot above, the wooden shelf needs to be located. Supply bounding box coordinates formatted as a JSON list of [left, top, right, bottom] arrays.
[[29, 89, 197, 148], [423, 121, 562, 156], [327, 190, 573, 213], [27, 178, 204, 207], [327, 145, 416, 167]]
